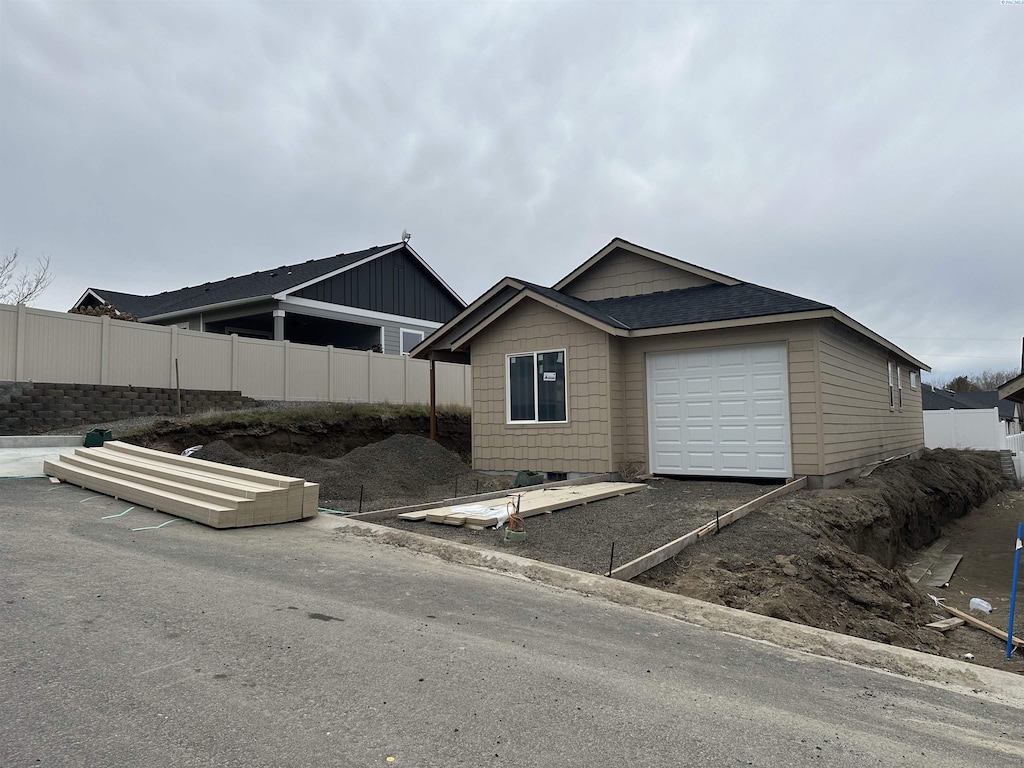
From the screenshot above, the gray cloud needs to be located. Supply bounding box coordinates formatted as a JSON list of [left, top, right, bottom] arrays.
[[2, 0, 1021, 383]]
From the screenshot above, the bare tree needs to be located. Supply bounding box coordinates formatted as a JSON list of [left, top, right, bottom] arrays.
[[0, 249, 55, 305], [970, 368, 1021, 390]]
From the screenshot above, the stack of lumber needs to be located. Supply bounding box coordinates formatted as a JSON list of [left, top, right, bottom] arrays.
[[43, 441, 318, 529], [397, 481, 646, 529]]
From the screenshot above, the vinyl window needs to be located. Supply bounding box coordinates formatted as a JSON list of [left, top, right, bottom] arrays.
[[507, 350, 567, 423], [400, 329, 424, 355], [910, 371, 918, 389], [897, 366, 903, 409], [888, 362, 895, 410]]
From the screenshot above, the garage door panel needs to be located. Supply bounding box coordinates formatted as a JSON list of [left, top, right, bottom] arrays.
[[648, 344, 792, 478], [684, 377, 713, 396], [719, 424, 751, 444], [685, 401, 713, 420], [718, 400, 748, 419], [753, 398, 785, 418], [686, 452, 716, 471], [686, 425, 714, 443]]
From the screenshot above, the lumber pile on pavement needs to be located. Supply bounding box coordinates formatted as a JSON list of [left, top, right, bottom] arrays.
[[397, 482, 646, 529], [43, 441, 318, 529]]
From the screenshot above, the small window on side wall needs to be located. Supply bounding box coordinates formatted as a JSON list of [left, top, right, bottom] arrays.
[[897, 366, 903, 409], [887, 362, 895, 409], [910, 371, 918, 389], [400, 329, 424, 355], [507, 350, 567, 423]]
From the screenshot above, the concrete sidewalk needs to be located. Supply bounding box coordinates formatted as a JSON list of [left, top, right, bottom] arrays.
[[0, 435, 82, 478]]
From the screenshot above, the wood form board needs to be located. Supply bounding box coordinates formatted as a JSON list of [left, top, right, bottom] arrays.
[[398, 482, 647, 528], [610, 477, 808, 581]]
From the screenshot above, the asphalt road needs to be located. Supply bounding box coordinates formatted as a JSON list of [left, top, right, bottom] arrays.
[[2, 478, 1022, 768]]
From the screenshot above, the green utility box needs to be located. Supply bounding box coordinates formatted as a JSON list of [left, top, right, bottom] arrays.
[[84, 428, 113, 448]]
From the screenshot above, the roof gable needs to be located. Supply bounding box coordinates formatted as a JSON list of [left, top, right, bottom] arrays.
[[554, 238, 740, 300]]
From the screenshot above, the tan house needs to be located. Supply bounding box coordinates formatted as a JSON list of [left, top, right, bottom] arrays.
[[414, 239, 929, 488]]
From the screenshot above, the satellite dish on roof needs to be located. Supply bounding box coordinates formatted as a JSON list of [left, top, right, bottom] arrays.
[[401, 228, 412, 243]]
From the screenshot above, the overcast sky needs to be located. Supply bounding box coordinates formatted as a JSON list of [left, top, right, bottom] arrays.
[[1, 0, 1021, 384]]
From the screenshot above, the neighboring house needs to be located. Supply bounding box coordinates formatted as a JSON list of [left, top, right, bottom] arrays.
[[922, 383, 1022, 435], [998, 372, 1024, 432], [413, 238, 929, 488], [72, 242, 465, 356]]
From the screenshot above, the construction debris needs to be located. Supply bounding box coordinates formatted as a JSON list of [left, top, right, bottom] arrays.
[[942, 604, 1024, 649], [43, 441, 318, 529]]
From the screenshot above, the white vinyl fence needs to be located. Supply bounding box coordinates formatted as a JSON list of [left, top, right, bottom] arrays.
[[0, 303, 471, 406], [1007, 432, 1024, 485], [924, 408, 1006, 451]]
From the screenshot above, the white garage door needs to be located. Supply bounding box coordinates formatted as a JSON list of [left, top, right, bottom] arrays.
[[647, 343, 792, 478]]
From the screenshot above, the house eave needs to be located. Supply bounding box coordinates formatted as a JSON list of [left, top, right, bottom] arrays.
[[998, 372, 1024, 403], [140, 295, 273, 322]]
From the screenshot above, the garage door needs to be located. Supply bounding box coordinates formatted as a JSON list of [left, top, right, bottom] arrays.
[[647, 343, 792, 478]]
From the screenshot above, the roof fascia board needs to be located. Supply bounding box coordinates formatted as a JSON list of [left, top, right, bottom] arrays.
[[409, 277, 525, 358], [829, 310, 930, 371], [141, 295, 271, 322], [626, 310, 833, 338], [71, 288, 107, 309], [403, 242, 467, 307], [448, 291, 624, 351], [553, 238, 741, 291], [272, 244, 405, 300], [280, 295, 443, 329], [998, 372, 1024, 402], [624, 308, 930, 370]]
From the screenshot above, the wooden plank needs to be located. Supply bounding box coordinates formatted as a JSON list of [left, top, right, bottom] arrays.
[[346, 473, 618, 521], [102, 441, 304, 488], [610, 478, 808, 581], [924, 617, 964, 631], [942, 605, 1024, 648]]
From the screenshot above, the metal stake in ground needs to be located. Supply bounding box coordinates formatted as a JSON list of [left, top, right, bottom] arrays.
[[608, 542, 616, 577], [358, 485, 364, 515]]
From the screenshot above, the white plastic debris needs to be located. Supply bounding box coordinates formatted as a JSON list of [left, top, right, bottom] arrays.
[[969, 598, 993, 614], [929, 594, 946, 606], [961, 653, 975, 661], [181, 445, 203, 457]]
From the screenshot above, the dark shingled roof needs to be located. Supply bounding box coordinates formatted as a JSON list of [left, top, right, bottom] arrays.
[[922, 384, 1016, 421], [86, 244, 402, 318], [509, 282, 829, 332]]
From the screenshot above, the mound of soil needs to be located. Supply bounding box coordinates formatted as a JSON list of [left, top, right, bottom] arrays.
[[194, 434, 511, 512], [637, 449, 1009, 656]]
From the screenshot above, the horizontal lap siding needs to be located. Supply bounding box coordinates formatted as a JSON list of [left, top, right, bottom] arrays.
[[562, 249, 715, 300], [818, 320, 924, 474], [620, 322, 819, 477], [471, 300, 610, 473]]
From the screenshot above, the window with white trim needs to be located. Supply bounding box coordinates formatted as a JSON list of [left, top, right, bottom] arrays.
[[897, 366, 903, 409], [910, 371, 918, 389], [887, 362, 895, 409], [507, 350, 567, 423], [400, 329, 424, 355]]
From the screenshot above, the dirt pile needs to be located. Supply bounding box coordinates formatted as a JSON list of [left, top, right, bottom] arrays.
[[638, 450, 1008, 654], [195, 434, 510, 512]]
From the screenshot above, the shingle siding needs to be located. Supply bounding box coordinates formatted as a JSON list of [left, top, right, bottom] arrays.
[[471, 299, 611, 474], [561, 247, 717, 300]]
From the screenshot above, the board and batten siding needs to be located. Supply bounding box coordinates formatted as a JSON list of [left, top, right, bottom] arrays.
[[816, 319, 923, 476], [470, 299, 611, 474], [561, 247, 717, 301], [615, 321, 820, 478]]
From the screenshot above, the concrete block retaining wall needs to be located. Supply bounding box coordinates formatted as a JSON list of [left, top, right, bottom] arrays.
[[0, 381, 258, 435]]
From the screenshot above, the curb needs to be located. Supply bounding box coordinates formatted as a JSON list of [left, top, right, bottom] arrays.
[[0, 435, 84, 449], [304, 514, 1024, 709]]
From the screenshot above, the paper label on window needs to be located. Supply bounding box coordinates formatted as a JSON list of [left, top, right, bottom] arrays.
[[543, 371, 556, 381]]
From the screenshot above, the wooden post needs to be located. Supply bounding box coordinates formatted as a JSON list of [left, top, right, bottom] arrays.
[[429, 354, 437, 442], [175, 358, 181, 416], [100, 314, 110, 385]]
